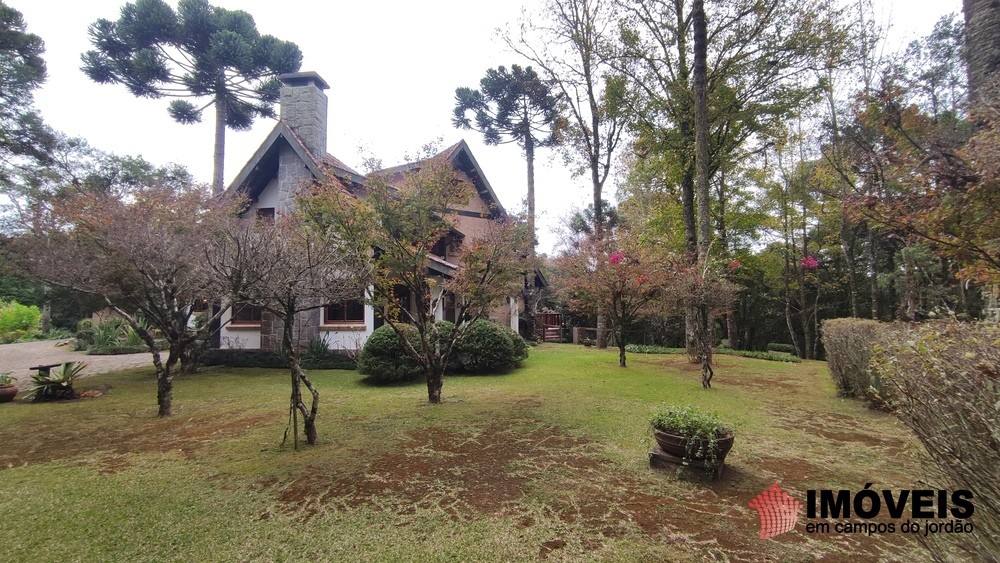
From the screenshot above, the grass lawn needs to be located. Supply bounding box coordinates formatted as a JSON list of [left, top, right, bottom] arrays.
[[0, 343, 929, 562]]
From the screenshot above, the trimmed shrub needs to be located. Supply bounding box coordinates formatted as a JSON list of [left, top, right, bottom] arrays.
[[87, 345, 149, 355], [200, 348, 355, 370], [454, 320, 526, 374], [624, 344, 801, 362], [766, 343, 796, 354], [200, 348, 289, 368], [624, 344, 686, 355], [358, 324, 425, 383], [0, 300, 41, 342], [821, 318, 899, 407], [871, 322, 1000, 560], [714, 348, 802, 363]]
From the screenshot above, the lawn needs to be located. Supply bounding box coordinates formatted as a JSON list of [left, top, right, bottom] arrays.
[[0, 344, 928, 562]]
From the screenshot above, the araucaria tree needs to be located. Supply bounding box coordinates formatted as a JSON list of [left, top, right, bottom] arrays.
[[211, 187, 369, 447], [0, 1, 54, 182], [509, 0, 629, 347], [11, 181, 236, 416], [81, 0, 302, 193], [453, 64, 565, 251], [309, 153, 528, 404]]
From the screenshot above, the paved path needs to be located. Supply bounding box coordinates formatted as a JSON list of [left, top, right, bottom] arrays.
[[0, 340, 154, 386]]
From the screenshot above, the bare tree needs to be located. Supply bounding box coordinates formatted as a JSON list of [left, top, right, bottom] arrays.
[[211, 184, 369, 447], [11, 182, 236, 416]]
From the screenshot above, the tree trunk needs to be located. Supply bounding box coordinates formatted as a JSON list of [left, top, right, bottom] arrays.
[[691, 0, 712, 371], [157, 349, 178, 417], [212, 92, 227, 195], [869, 229, 879, 320], [526, 134, 536, 254], [693, 0, 710, 264], [964, 0, 1000, 101], [426, 366, 443, 404], [726, 313, 739, 350]]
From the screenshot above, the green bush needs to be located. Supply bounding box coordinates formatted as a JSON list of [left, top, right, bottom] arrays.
[[199, 348, 355, 370], [714, 348, 802, 363], [358, 324, 425, 383], [86, 345, 149, 355], [454, 320, 526, 374], [870, 322, 1000, 560], [0, 301, 41, 342], [821, 318, 898, 407], [25, 361, 87, 402], [624, 344, 686, 355], [623, 344, 801, 362], [766, 343, 796, 354]]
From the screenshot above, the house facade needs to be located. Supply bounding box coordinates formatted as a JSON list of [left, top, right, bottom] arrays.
[[217, 71, 528, 351]]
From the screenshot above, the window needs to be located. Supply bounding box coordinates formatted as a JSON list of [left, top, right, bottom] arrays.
[[256, 207, 275, 222], [324, 299, 365, 324], [443, 291, 458, 323], [231, 302, 262, 325]]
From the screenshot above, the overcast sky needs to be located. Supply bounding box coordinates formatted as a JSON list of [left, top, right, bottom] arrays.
[[15, 0, 960, 254]]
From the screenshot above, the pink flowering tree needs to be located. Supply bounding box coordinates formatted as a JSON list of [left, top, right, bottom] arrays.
[[556, 236, 674, 367]]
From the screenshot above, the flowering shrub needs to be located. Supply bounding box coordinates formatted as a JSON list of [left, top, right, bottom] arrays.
[[800, 255, 819, 269]]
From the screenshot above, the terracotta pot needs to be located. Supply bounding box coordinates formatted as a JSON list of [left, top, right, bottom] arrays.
[[653, 428, 734, 461], [0, 384, 18, 403]]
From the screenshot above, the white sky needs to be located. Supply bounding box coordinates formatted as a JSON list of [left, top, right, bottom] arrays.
[[15, 0, 960, 254]]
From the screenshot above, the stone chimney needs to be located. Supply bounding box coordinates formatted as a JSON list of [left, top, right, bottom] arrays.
[[278, 71, 329, 158]]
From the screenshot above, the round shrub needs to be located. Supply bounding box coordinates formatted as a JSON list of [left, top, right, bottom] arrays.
[[454, 319, 527, 374], [358, 324, 425, 383]]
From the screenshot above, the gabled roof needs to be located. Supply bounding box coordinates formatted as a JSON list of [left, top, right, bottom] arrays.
[[377, 140, 507, 219], [224, 120, 365, 201]]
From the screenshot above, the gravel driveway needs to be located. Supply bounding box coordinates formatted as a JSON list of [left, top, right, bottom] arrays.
[[0, 340, 154, 387]]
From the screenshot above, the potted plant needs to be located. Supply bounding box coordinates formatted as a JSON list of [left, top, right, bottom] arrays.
[[650, 405, 734, 476], [0, 372, 17, 403]]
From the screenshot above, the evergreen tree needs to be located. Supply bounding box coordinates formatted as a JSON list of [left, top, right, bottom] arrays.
[[453, 64, 565, 252], [81, 0, 302, 193]]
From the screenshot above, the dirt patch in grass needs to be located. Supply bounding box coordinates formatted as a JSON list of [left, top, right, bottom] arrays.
[[270, 420, 916, 561], [0, 410, 279, 471]]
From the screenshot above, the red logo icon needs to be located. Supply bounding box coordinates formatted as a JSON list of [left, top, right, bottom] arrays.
[[749, 483, 802, 539]]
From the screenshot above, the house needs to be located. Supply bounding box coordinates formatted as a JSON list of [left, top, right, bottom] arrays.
[[217, 71, 534, 351]]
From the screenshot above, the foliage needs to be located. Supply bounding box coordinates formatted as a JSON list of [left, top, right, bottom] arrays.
[[0, 1, 55, 182], [0, 300, 40, 342], [623, 344, 685, 355], [454, 319, 527, 374], [870, 321, 1000, 560], [712, 348, 802, 364], [304, 149, 529, 403], [623, 343, 802, 363], [555, 235, 675, 367], [299, 339, 357, 371], [650, 404, 732, 469], [212, 185, 368, 446], [766, 343, 796, 354], [86, 345, 148, 356], [822, 318, 898, 408], [11, 176, 240, 417], [357, 324, 425, 384], [199, 348, 354, 370], [454, 64, 564, 247], [0, 372, 12, 386], [508, 0, 627, 239], [25, 361, 86, 401], [81, 0, 302, 191]]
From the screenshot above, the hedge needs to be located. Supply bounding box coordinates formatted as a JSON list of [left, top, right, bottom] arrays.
[[821, 318, 900, 408], [199, 348, 355, 370]]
